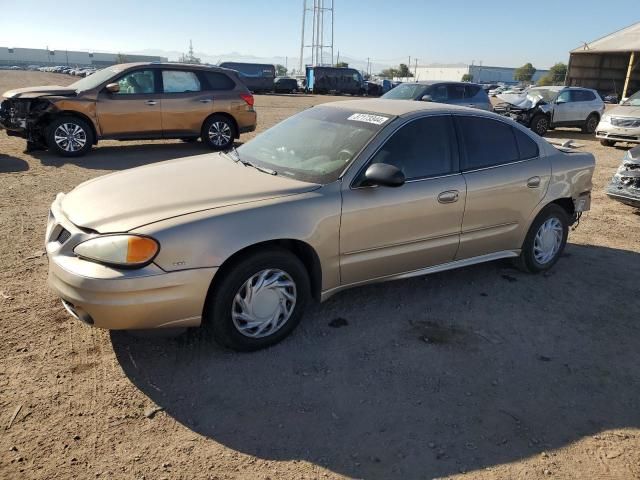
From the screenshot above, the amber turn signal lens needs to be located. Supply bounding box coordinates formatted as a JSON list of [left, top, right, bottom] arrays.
[[127, 236, 159, 263]]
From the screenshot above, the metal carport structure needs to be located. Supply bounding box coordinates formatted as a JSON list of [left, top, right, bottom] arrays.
[[566, 22, 640, 98]]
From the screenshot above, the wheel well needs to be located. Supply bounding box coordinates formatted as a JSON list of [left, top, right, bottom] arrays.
[[203, 112, 240, 139], [208, 239, 323, 303], [549, 197, 575, 218], [50, 111, 99, 144], [587, 111, 600, 120]]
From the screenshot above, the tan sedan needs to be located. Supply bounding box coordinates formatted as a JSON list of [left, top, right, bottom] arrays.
[[46, 100, 595, 351]]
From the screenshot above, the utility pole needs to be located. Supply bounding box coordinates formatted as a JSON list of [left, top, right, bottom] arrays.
[[407, 56, 411, 82], [414, 58, 418, 81], [299, 0, 306, 72]]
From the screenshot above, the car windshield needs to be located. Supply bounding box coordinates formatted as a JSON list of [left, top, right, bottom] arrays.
[[622, 90, 640, 106], [236, 106, 392, 184], [381, 83, 427, 100], [526, 88, 559, 103], [69, 66, 124, 92]]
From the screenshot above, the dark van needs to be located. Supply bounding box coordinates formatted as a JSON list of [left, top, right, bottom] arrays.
[[305, 66, 365, 95], [219, 62, 276, 93]]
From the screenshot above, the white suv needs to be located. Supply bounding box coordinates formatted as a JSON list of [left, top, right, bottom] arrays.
[[494, 86, 605, 136]]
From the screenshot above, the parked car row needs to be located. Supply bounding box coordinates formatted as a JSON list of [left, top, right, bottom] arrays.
[[39, 65, 98, 76]]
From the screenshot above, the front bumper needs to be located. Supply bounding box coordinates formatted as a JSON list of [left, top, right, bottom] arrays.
[[46, 194, 217, 329], [596, 121, 640, 144]]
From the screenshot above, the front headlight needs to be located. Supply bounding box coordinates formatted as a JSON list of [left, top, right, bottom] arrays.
[[74, 234, 160, 268], [602, 114, 611, 123]]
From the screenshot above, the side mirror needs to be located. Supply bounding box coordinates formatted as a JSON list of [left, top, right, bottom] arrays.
[[363, 163, 405, 188], [421, 94, 433, 102], [105, 82, 120, 94]]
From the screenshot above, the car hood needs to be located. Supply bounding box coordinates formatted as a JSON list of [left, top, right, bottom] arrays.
[[3, 85, 77, 99], [496, 92, 545, 110], [607, 105, 640, 118], [61, 153, 320, 232]]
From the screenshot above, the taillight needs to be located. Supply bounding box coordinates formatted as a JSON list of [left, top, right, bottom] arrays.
[[240, 93, 254, 107]]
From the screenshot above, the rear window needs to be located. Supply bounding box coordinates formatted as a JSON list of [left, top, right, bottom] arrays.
[[465, 85, 481, 97], [381, 83, 427, 100], [203, 72, 235, 90], [513, 128, 539, 160], [457, 116, 519, 170]]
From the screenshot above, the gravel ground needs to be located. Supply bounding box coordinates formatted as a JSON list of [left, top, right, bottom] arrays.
[[1, 71, 639, 480]]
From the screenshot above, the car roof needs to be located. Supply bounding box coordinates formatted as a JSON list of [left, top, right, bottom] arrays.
[[320, 99, 491, 117], [407, 81, 483, 87], [115, 62, 230, 72]]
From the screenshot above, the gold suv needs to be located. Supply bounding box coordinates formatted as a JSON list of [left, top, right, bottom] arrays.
[[0, 62, 257, 156], [46, 100, 595, 351]]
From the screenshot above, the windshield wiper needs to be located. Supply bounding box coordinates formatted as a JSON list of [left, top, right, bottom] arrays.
[[227, 147, 277, 175]]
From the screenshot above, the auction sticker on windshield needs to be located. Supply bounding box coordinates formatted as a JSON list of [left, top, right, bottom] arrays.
[[347, 113, 390, 125]]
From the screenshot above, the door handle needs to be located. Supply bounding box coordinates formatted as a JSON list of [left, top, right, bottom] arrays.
[[199, 99, 213, 103], [527, 176, 541, 188], [438, 190, 459, 204], [145, 100, 157, 106]]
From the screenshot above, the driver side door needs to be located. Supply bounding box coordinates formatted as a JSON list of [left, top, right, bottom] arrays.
[[339, 115, 466, 286], [96, 68, 163, 138]]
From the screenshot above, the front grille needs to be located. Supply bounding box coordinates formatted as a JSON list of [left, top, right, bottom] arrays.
[[611, 117, 640, 128], [56, 228, 71, 244]]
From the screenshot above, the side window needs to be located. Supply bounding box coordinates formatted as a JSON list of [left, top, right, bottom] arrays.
[[457, 116, 519, 170], [203, 72, 235, 90], [114, 70, 155, 95], [570, 90, 595, 102], [513, 127, 539, 160], [465, 85, 481, 98], [447, 84, 466, 100], [162, 70, 201, 93], [556, 90, 571, 103], [431, 85, 448, 102], [368, 116, 456, 180]]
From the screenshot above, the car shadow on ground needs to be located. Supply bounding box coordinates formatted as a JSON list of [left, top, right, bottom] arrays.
[[111, 243, 640, 479], [30, 141, 244, 171], [0, 153, 29, 173]]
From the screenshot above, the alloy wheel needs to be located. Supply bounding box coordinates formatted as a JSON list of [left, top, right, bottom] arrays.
[[54, 123, 87, 152], [208, 121, 232, 147]]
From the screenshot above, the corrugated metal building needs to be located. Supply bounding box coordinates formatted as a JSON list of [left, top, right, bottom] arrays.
[[0, 47, 167, 67], [407, 64, 549, 84], [566, 22, 640, 97]]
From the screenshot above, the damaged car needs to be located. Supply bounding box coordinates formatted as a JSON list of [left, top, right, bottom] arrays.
[[493, 86, 604, 136], [606, 145, 640, 209], [0, 62, 257, 157], [596, 89, 640, 147]]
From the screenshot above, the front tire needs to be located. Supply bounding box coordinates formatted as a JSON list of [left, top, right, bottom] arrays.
[[45, 116, 94, 157], [582, 114, 599, 133], [202, 115, 236, 151], [600, 139, 615, 147], [530, 114, 550, 136], [203, 248, 310, 351], [514, 204, 569, 273]]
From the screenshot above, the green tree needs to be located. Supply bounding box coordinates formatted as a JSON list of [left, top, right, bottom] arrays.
[[379, 67, 398, 78], [380, 63, 413, 79], [461, 73, 474, 82], [514, 62, 537, 83], [397, 63, 413, 78], [537, 62, 567, 86], [336, 61, 349, 68], [275, 64, 288, 76]]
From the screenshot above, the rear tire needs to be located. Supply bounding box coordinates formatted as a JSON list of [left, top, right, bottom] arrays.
[[203, 248, 310, 351], [530, 114, 550, 136], [201, 115, 236, 151], [600, 139, 615, 147], [513, 204, 569, 273], [582, 114, 599, 133], [45, 116, 94, 157]]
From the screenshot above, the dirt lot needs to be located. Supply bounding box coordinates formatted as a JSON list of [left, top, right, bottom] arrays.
[[1, 70, 639, 480]]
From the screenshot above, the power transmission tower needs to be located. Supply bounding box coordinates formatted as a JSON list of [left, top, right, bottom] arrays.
[[299, 0, 335, 72]]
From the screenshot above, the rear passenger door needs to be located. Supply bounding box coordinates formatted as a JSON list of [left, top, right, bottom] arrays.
[[159, 69, 213, 137], [455, 116, 551, 259], [569, 89, 598, 122]]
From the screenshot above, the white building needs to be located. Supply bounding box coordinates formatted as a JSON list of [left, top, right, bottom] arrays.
[[405, 64, 549, 84], [0, 47, 167, 68]]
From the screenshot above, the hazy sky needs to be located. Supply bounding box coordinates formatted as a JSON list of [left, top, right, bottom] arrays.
[[1, 1, 637, 68]]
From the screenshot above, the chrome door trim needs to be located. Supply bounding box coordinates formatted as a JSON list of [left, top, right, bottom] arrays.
[[320, 250, 520, 301]]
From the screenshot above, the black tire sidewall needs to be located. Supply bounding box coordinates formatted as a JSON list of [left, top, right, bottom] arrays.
[[531, 115, 549, 136], [520, 205, 569, 273], [583, 114, 598, 133], [202, 115, 236, 151], [46, 116, 94, 157], [205, 249, 310, 351]]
